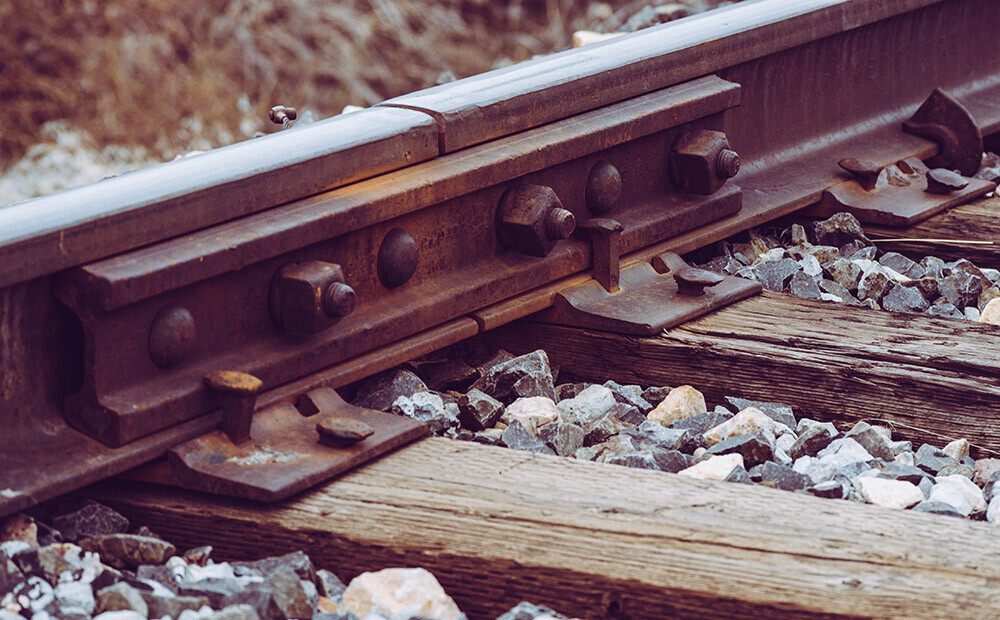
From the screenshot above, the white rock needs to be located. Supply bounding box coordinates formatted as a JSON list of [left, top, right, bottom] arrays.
[[692, 447, 707, 459], [928, 482, 973, 516], [819, 293, 843, 303], [792, 456, 836, 484], [502, 397, 559, 436], [942, 438, 970, 461], [773, 447, 792, 466], [647, 385, 707, 426], [816, 437, 873, 463], [981, 297, 1000, 326], [703, 407, 791, 446], [93, 613, 146, 620], [677, 454, 744, 481], [856, 477, 923, 509], [799, 255, 822, 278], [988, 496, 1000, 525], [775, 433, 796, 453], [342, 567, 464, 620], [965, 306, 982, 321], [933, 474, 986, 514], [54, 582, 95, 615], [755, 248, 786, 264], [894, 451, 915, 467], [796, 418, 838, 437]]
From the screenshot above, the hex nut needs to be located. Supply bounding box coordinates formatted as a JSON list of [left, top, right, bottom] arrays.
[[670, 129, 737, 195], [269, 261, 355, 333], [497, 184, 575, 257]]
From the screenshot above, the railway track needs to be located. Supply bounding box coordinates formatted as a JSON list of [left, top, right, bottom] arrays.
[[4, 0, 1000, 617]]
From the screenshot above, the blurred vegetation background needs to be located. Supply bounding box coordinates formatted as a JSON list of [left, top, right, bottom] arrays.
[[0, 0, 731, 204]]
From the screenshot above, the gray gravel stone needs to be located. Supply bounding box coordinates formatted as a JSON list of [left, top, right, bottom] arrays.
[[96, 583, 148, 616], [920, 256, 946, 279], [608, 402, 645, 426], [538, 422, 584, 457], [754, 258, 801, 292], [758, 461, 811, 491], [705, 433, 774, 469], [469, 349, 557, 404], [938, 271, 983, 309], [915, 443, 956, 475], [789, 425, 836, 459], [724, 397, 796, 429], [926, 300, 964, 318], [879, 252, 922, 279], [724, 465, 753, 484], [789, 271, 822, 299], [818, 278, 861, 303], [807, 480, 847, 499], [640, 386, 672, 407], [667, 409, 734, 434], [881, 283, 930, 313], [843, 421, 894, 461], [857, 268, 890, 303], [814, 213, 870, 247], [456, 389, 504, 431], [937, 462, 975, 479], [605, 451, 660, 470], [352, 369, 427, 412], [878, 462, 930, 485], [603, 380, 653, 414], [390, 392, 459, 433], [582, 412, 628, 447], [911, 500, 964, 518], [496, 602, 569, 620], [651, 450, 691, 473], [629, 421, 702, 453], [267, 566, 314, 620], [52, 503, 129, 543], [501, 420, 555, 455]]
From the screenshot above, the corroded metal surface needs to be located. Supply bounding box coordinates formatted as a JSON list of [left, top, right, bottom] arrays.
[[2, 0, 1000, 516]]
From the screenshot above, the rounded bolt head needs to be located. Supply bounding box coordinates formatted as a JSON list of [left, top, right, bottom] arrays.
[[268, 105, 297, 124], [378, 227, 419, 288], [546, 208, 576, 240], [149, 304, 197, 369], [317, 417, 375, 446], [203, 370, 263, 395], [586, 160, 623, 214], [323, 282, 356, 317], [716, 149, 741, 179]]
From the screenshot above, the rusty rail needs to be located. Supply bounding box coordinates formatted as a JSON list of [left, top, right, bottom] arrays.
[[2, 0, 999, 516]]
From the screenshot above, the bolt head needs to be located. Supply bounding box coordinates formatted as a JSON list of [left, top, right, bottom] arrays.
[[586, 160, 622, 214], [149, 304, 196, 368], [498, 184, 571, 257], [670, 129, 736, 195]]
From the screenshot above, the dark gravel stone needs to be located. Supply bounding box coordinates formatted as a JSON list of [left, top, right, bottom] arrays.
[[95, 581, 148, 616], [555, 382, 588, 401], [469, 350, 557, 404], [758, 461, 811, 491], [818, 278, 861, 304], [538, 422, 584, 457], [952, 259, 992, 287], [640, 386, 672, 407], [788, 425, 835, 459], [822, 259, 862, 291], [754, 258, 801, 292], [178, 578, 244, 608], [983, 472, 1000, 502], [724, 397, 796, 429], [857, 269, 890, 303], [667, 409, 733, 434], [847, 246, 877, 261], [501, 420, 556, 455], [878, 462, 930, 485], [315, 569, 346, 601], [609, 402, 645, 426], [206, 605, 264, 620], [605, 451, 660, 470], [838, 240, 867, 259], [912, 500, 965, 518], [51, 503, 129, 543], [705, 434, 774, 469], [457, 389, 504, 431], [135, 565, 178, 592], [603, 380, 653, 413], [651, 450, 691, 473], [789, 271, 822, 299], [724, 465, 753, 484], [920, 256, 946, 279], [844, 422, 894, 461], [13, 544, 85, 585], [183, 545, 212, 566], [881, 283, 930, 313], [268, 566, 314, 620], [222, 583, 280, 620], [814, 212, 871, 247], [879, 252, 923, 279], [807, 480, 847, 499], [352, 369, 427, 412], [938, 271, 983, 309]]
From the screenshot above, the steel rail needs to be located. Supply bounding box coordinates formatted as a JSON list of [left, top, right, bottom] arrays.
[[1, 0, 999, 516]]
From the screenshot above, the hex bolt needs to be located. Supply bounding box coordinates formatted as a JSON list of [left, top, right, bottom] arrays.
[[316, 417, 374, 448], [323, 282, 356, 317], [546, 208, 576, 240], [674, 266, 725, 296], [838, 158, 883, 191], [716, 149, 741, 179], [269, 105, 298, 130], [925, 168, 969, 194], [203, 370, 263, 444]]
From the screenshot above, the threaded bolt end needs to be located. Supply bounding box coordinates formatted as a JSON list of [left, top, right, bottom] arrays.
[[546, 208, 576, 240], [716, 149, 740, 179]]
